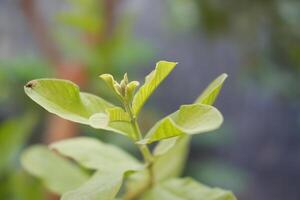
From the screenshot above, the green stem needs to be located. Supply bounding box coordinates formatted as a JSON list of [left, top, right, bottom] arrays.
[[123, 102, 155, 199]]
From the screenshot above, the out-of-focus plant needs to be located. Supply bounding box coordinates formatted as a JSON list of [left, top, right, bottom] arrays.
[[0, 57, 53, 200], [21, 61, 235, 200], [0, 115, 45, 200]]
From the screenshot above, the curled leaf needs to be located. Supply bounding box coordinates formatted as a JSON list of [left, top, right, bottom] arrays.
[[132, 61, 177, 116], [140, 104, 223, 144], [195, 73, 228, 105], [99, 74, 123, 99]]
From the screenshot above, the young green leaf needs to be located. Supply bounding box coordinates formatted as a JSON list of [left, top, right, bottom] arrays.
[[62, 171, 123, 200], [141, 177, 237, 200], [195, 73, 228, 105], [126, 80, 140, 102], [140, 104, 223, 144], [21, 145, 89, 195], [99, 73, 140, 103], [152, 73, 228, 157], [24, 79, 134, 138], [50, 137, 143, 172], [99, 74, 123, 100], [132, 61, 177, 116], [106, 107, 131, 122]]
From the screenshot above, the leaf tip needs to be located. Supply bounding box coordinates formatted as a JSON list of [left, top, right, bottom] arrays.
[[220, 73, 228, 79], [99, 73, 112, 80], [25, 80, 38, 89], [157, 60, 178, 67]]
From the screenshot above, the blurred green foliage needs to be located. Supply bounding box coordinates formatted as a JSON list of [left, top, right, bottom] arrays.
[[0, 115, 45, 200]]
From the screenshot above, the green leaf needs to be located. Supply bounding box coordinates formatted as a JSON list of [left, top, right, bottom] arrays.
[[152, 73, 228, 160], [141, 104, 223, 144], [24, 79, 112, 124], [51, 137, 143, 200], [24, 79, 134, 137], [153, 137, 179, 156], [106, 107, 131, 122], [126, 80, 140, 102], [21, 145, 89, 194], [132, 61, 177, 116], [62, 171, 123, 200], [141, 177, 237, 200], [88, 112, 135, 139], [128, 73, 229, 198], [99, 74, 123, 100], [195, 73, 228, 105], [153, 136, 190, 181], [50, 137, 143, 172]]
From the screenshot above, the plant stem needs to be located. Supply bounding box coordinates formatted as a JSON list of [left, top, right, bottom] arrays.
[[123, 102, 155, 199]]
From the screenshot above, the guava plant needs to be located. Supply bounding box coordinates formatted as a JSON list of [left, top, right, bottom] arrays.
[[21, 61, 236, 200]]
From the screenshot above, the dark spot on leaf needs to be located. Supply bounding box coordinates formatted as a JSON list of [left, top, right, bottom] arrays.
[[25, 80, 37, 88]]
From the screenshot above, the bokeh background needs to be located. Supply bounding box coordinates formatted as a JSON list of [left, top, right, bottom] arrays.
[[0, 0, 300, 200]]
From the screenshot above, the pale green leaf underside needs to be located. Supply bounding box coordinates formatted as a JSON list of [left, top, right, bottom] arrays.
[[153, 136, 190, 182], [142, 177, 237, 200], [21, 145, 89, 195], [132, 61, 177, 116], [50, 137, 143, 172], [62, 171, 123, 200], [24, 79, 133, 137], [51, 137, 143, 200], [141, 104, 223, 144], [153, 137, 179, 156], [195, 73, 228, 105]]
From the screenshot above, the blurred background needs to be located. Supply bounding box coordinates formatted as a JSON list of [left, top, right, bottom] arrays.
[[0, 0, 299, 199]]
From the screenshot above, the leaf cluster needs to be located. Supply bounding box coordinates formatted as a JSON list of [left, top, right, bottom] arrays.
[[22, 61, 236, 200]]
